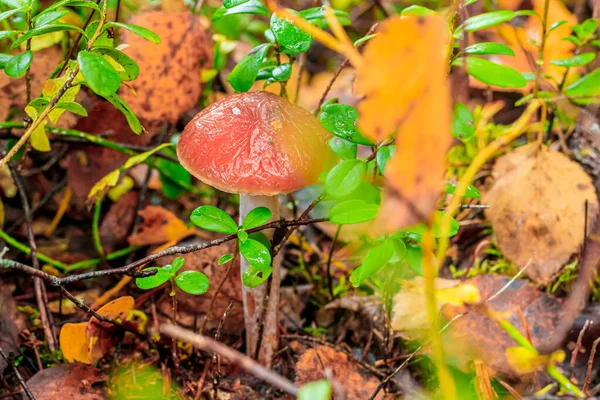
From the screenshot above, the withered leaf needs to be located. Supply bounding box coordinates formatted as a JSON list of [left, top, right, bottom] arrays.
[[120, 11, 213, 125], [483, 144, 598, 283], [26, 364, 106, 399]]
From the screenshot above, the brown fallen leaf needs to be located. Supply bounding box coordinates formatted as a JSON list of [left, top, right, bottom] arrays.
[[441, 274, 564, 378], [120, 11, 212, 125], [0, 283, 20, 374], [295, 345, 383, 400], [483, 143, 598, 283], [355, 15, 451, 231], [26, 364, 106, 399], [99, 191, 138, 252]]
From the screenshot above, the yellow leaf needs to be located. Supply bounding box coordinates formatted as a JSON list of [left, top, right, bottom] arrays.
[[356, 16, 451, 231], [505, 346, 548, 375], [60, 322, 90, 364], [42, 74, 80, 124], [25, 106, 51, 152], [128, 206, 193, 246], [391, 278, 481, 332], [96, 295, 134, 322]]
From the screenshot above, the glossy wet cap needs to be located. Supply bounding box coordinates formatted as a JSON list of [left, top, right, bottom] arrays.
[[177, 91, 337, 196]]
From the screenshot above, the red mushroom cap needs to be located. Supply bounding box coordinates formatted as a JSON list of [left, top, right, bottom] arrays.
[[177, 91, 337, 196]]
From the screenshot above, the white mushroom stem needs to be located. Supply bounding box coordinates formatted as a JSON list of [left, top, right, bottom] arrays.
[[239, 194, 280, 360]]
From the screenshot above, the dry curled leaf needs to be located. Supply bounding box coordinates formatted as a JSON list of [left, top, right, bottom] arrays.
[[441, 275, 564, 378], [295, 345, 383, 400], [120, 11, 212, 125], [127, 205, 196, 246], [26, 364, 106, 400], [356, 16, 451, 231], [483, 144, 598, 283]]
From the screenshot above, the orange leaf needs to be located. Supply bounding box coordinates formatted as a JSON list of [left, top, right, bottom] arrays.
[[60, 322, 90, 364], [128, 206, 195, 246], [356, 16, 451, 231], [95, 295, 134, 321]]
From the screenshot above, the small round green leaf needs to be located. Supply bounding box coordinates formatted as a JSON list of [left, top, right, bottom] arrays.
[[329, 137, 357, 160], [464, 10, 515, 32], [242, 206, 272, 230], [240, 238, 271, 269], [329, 199, 379, 225], [452, 102, 475, 141], [4, 50, 32, 78], [136, 267, 171, 290], [228, 43, 272, 92], [78, 50, 121, 96], [550, 52, 595, 67], [319, 104, 374, 145], [218, 254, 234, 265], [175, 271, 210, 295], [350, 240, 395, 287], [463, 42, 515, 56], [444, 183, 480, 199], [376, 145, 395, 173], [270, 12, 312, 55], [238, 229, 249, 242], [325, 159, 367, 199], [190, 205, 238, 234], [271, 63, 292, 82], [242, 265, 272, 287], [465, 57, 526, 88], [167, 257, 185, 274]]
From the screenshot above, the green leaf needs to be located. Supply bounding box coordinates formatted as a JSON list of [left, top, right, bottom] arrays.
[[242, 265, 272, 287], [329, 199, 379, 224], [376, 145, 395, 173], [550, 52, 595, 67], [0, 8, 25, 24], [237, 229, 249, 242], [565, 68, 600, 104], [228, 43, 272, 92], [298, 380, 332, 400], [242, 206, 272, 230], [445, 183, 480, 199], [240, 238, 271, 269], [548, 20, 567, 33], [101, 93, 142, 134], [0, 54, 11, 69], [175, 271, 210, 295], [156, 148, 191, 199], [91, 46, 140, 81], [213, 0, 269, 21], [190, 205, 238, 234], [464, 10, 515, 32], [299, 7, 350, 26], [452, 102, 475, 140], [401, 5, 436, 16], [0, 30, 20, 40], [325, 159, 367, 199], [78, 50, 121, 96], [465, 57, 526, 88], [218, 254, 233, 265], [572, 18, 598, 40], [12, 23, 86, 49], [54, 101, 87, 116], [350, 240, 395, 287], [270, 12, 312, 55], [406, 211, 459, 239], [136, 267, 170, 290], [4, 50, 32, 78], [353, 33, 376, 47], [249, 231, 270, 248], [319, 103, 374, 145], [166, 257, 185, 275], [33, 10, 68, 27], [0, 0, 26, 9], [404, 243, 423, 275], [328, 137, 357, 160], [463, 42, 515, 56], [40, 0, 100, 15], [271, 63, 292, 82], [103, 22, 160, 43]]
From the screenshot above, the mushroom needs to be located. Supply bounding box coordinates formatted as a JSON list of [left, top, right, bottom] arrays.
[[177, 91, 336, 364]]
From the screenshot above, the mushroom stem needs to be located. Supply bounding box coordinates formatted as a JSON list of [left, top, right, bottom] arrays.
[[239, 194, 280, 359]]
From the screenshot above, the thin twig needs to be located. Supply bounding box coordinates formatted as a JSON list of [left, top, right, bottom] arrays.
[[8, 163, 57, 352], [211, 300, 234, 393], [326, 225, 341, 301], [0, 346, 34, 400], [583, 337, 600, 395], [161, 324, 299, 396], [570, 320, 591, 379]]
